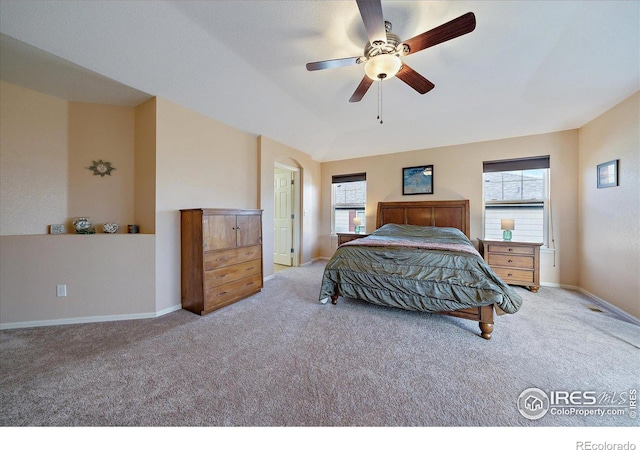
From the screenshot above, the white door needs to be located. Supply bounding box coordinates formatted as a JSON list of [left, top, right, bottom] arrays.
[[274, 168, 293, 266]]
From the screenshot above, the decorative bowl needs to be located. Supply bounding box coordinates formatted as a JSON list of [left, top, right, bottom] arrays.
[[103, 223, 119, 234], [72, 217, 92, 233]]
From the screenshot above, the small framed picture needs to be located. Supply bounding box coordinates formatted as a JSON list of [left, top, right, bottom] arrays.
[[597, 160, 618, 189], [50, 224, 66, 234], [403, 165, 433, 195]]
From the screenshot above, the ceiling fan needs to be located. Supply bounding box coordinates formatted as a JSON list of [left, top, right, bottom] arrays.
[[306, 0, 476, 106]]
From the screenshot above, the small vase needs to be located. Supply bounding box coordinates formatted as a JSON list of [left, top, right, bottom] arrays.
[[103, 223, 118, 234], [73, 217, 92, 234]]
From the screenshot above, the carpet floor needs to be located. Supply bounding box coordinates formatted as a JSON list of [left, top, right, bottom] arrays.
[[1, 261, 638, 429]]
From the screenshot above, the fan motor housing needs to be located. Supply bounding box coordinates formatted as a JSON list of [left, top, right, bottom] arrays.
[[364, 32, 403, 58]]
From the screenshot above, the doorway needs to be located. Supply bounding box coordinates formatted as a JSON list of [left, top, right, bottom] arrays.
[[274, 162, 299, 272]]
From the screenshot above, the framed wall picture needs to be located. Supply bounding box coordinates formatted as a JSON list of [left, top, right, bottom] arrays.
[[403, 165, 433, 195], [597, 159, 618, 189]]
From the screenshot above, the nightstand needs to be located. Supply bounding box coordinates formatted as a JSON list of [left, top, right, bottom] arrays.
[[477, 238, 542, 292], [337, 232, 369, 246]]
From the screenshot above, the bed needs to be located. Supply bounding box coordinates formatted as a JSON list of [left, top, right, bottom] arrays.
[[319, 200, 523, 339]]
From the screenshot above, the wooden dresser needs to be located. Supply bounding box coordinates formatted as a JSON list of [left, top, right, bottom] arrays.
[[180, 208, 263, 315], [337, 232, 369, 246], [477, 239, 542, 292]]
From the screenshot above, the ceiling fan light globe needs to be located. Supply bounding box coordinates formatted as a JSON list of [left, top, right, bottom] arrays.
[[364, 54, 402, 81]]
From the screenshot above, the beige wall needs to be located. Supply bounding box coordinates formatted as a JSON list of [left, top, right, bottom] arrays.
[[0, 235, 155, 326], [0, 82, 157, 328], [0, 81, 68, 235], [68, 102, 135, 231], [578, 91, 639, 318], [320, 130, 580, 287], [258, 135, 322, 277], [2, 78, 636, 326], [154, 97, 259, 312], [134, 97, 157, 234]]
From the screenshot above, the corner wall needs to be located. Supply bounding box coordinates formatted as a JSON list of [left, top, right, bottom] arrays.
[[153, 97, 259, 313], [578, 91, 639, 318], [0, 81, 68, 235], [0, 82, 157, 328]]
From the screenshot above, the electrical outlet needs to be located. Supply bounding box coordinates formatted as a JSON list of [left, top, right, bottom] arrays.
[[56, 285, 67, 297]]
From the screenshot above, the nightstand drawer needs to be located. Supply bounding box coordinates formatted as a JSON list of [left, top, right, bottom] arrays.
[[488, 254, 534, 269], [494, 267, 534, 284], [477, 238, 542, 293], [486, 243, 534, 255]]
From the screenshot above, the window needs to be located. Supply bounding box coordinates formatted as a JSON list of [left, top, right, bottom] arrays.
[[332, 173, 366, 234], [483, 156, 550, 245]]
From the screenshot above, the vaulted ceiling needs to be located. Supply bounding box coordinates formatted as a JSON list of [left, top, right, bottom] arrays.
[[1, 1, 638, 162]]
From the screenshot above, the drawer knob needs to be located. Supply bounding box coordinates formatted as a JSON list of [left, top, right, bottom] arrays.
[[508, 248, 513, 252], [508, 259, 513, 263], [507, 273, 513, 277], [218, 291, 228, 296]]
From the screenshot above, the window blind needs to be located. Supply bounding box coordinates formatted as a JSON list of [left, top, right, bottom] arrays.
[[332, 173, 366, 183], [483, 156, 550, 173]]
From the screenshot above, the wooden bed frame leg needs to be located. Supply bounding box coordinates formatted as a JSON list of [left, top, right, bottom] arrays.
[[331, 295, 338, 305], [479, 322, 493, 340]]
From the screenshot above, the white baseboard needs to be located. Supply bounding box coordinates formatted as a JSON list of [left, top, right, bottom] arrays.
[[573, 287, 640, 326], [541, 282, 640, 326], [0, 304, 182, 330], [312, 256, 331, 262]]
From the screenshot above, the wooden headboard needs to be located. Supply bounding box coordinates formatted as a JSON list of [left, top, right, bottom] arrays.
[[376, 200, 471, 238]]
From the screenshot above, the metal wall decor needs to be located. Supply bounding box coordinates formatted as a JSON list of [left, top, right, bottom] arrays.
[[88, 160, 116, 177]]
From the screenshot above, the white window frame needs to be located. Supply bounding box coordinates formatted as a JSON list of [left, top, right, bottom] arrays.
[[331, 173, 366, 235], [482, 157, 550, 246]]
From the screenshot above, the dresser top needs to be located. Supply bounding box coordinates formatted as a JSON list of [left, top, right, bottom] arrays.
[[477, 238, 543, 246]]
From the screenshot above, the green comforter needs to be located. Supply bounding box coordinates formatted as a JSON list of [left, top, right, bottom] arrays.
[[319, 224, 523, 314]]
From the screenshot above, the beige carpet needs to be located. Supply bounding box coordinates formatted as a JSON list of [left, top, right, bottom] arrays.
[[1, 261, 638, 430]]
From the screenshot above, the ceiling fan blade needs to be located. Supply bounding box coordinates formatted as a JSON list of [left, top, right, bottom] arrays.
[[349, 76, 374, 102], [356, 0, 387, 46], [306, 57, 361, 71], [396, 64, 435, 94], [403, 12, 476, 55]]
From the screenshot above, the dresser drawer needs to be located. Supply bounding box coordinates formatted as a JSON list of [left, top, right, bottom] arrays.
[[204, 259, 262, 288], [493, 267, 534, 284], [204, 273, 263, 309], [204, 245, 261, 270], [488, 254, 534, 269], [486, 243, 534, 255]]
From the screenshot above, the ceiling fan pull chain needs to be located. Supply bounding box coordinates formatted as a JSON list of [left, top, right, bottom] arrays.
[[377, 79, 381, 122], [379, 79, 383, 124]]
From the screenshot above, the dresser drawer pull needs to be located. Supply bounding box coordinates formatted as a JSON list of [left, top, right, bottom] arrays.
[[508, 259, 513, 263], [246, 267, 254, 271], [216, 274, 227, 279], [508, 248, 513, 252], [218, 291, 228, 296], [507, 273, 513, 277], [246, 282, 255, 286], [245, 251, 254, 256], [216, 257, 228, 262]]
